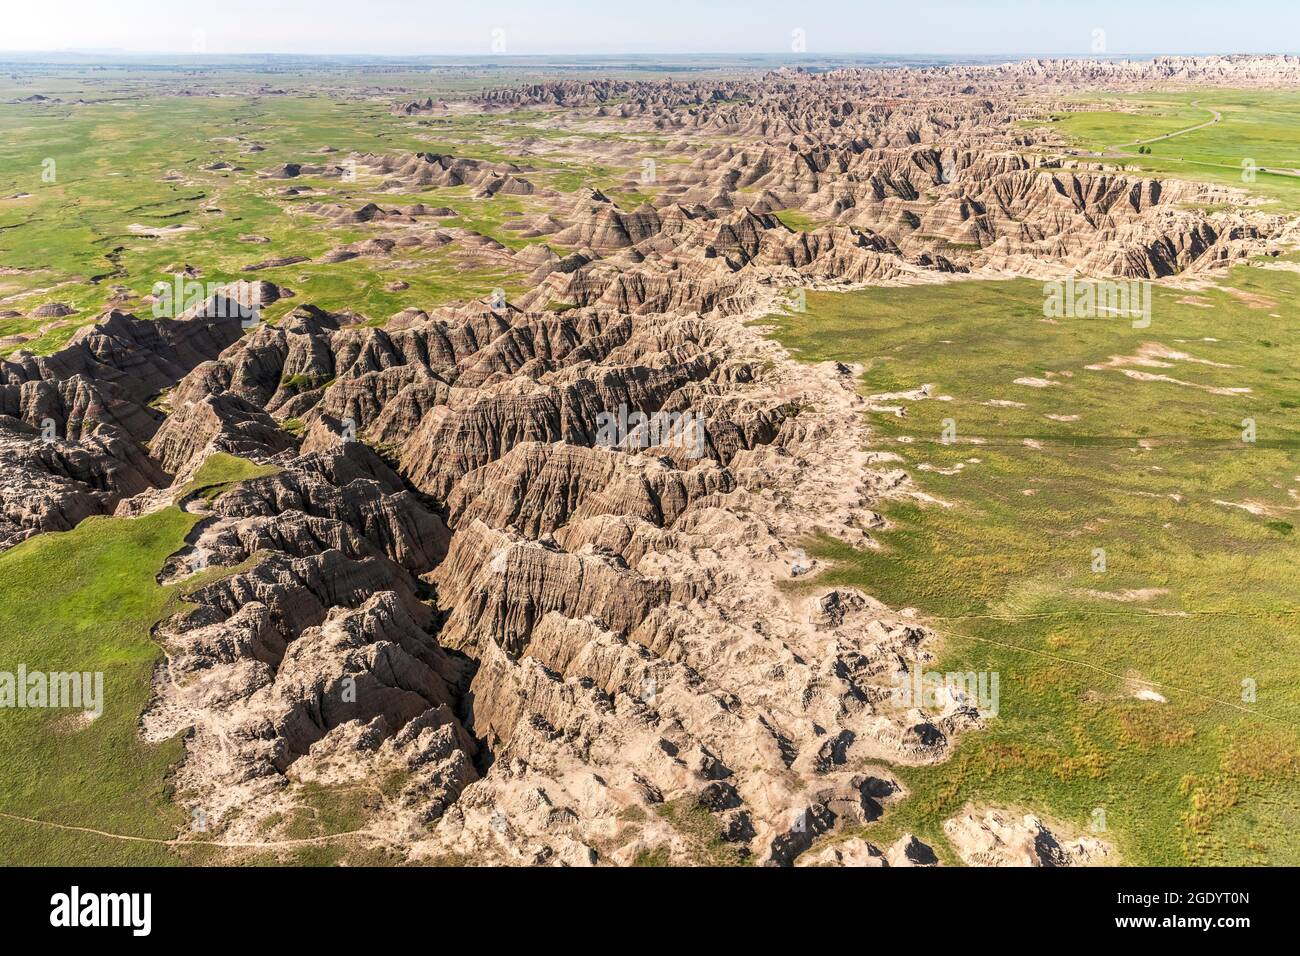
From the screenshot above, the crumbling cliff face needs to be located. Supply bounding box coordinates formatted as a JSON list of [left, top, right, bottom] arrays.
[[124, 271, 969, 864], [0, 310, 246, 547], [14, 55, 1297, 864]]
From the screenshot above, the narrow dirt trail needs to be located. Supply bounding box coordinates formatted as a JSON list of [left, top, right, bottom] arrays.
[[1121, 100, 1222, 147], [0, 808, 384, 851]]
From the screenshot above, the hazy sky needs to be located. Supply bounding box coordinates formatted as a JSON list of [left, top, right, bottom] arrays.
[[4, 0, 1298, 57]]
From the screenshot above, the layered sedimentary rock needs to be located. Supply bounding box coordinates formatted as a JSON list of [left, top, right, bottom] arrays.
[[942, 806, 1113, 866], [127, 274, 981, 864], [14, 55, 1300, 865], [0, 308, 245, 548]]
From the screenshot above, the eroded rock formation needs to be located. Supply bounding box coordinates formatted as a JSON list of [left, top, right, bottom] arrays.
[[14, 55, 1299, 865]]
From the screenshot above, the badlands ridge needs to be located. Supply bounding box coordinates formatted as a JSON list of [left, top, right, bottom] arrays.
[[3, 55, 1297, 865]]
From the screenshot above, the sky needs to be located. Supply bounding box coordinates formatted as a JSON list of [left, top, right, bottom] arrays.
[[3, 0, 1298, 57]]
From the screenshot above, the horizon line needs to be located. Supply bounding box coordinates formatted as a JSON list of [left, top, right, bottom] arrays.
[[2, 49, 1295, 59]]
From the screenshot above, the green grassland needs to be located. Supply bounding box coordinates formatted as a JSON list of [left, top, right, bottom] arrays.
[[764, 263, 1300, 865], [0, 455, 271, 865], [1044, 90, 1300, 212], [0, 92, 661, 351], [773, 209, 825, 232]]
